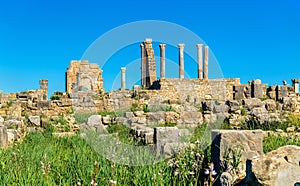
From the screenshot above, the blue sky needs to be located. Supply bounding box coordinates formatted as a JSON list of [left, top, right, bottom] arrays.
[[0, 0, 300, 95]]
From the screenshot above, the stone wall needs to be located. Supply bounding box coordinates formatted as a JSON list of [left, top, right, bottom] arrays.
[[66, 60, 104, 93], [157, 78, 240, 102]]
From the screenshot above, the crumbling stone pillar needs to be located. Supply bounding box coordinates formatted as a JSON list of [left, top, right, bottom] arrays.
[[196, 44, 203, 79], [140, 44, 146, 88], [159, 44, 166, 79], [40, 79, 48, 100], [276, 85, 288, 101], [292, 79, 300, 93], [178, 44, 185, 79], [121, 67, 126, 91], [204, 46, 209, 80], [251, 79, 263, 98], [233, 85, 245, 100], [143, 38, 157, 87]]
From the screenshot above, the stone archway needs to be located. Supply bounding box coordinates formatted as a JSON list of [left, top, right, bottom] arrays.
[[78, 74, 94, 91]]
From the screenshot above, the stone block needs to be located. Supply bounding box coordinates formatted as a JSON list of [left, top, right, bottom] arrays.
[[243, 98, 263, 110], [251, 80, 263, 98], [154, 127, 179, 154], [124, 112, 135, 118], [29, 116, 41, 126], [237, 145, 300, 186], [143, 132, 154, 144], [211, 130, 263, 174], [177, 111, 202, 125], [0, 126, 7, 148], [147, 111, 165, 125], [87, 115, 102, 126], [234, 85, 245, 100]]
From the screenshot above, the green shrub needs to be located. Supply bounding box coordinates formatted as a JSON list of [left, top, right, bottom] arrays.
[[130, 103, 139, 112], [50, 95, 60, 100], [143, 104, 150, 113]]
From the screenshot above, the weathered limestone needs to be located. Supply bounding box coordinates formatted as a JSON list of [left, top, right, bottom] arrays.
[[196, 44, 203, 79], [292, 79, 300, 93], [211, 130, 264, 174], [121, 67, 126, 91], [238, 145, 300, 186], [154, 127, 180, 155], [178, 44, 185, 79], [233, 85, 245, 100], [142, 38, 157, 88], [29, 116, 41, 126], [276, 85, 288, 101], [204, 46, 209, 80], [251, 79, 263, 98], [159, 44, 166, 79], [39, 79, 48, 100], [0, 126, 7, 148], [66, 60, 104, 93], [140, 44, 146, 88]]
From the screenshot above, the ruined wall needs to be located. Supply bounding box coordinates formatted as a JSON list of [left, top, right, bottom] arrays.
[[158, 78, 240, 102], [66, 60, 104, 93]]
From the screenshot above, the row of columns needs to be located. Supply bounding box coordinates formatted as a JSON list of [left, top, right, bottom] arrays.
[[121, 43, 209, 91], [159, 43, 209, 80]]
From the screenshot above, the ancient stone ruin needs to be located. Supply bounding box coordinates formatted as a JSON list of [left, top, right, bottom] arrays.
[[0, 38, 300, 185], [66, 60, 104, 93]]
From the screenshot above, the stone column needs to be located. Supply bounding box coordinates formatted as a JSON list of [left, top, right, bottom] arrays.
[[121, 67, 126, 91], [159, 44, 166, 79], [140, 44, 146, 88], [204, 46, 209, 80], [178, 44, 185, 79], [292, 79, 300, 93], [196, 44, 203, 79]]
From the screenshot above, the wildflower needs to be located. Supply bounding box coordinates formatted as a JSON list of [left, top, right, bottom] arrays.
[[174, 171, 179, 176], [189, 171, 195, 175], [211, 170, 217, 176], [204, 169, 209, 175], [90, 179, 97, 186], [109, 180, 117, 186], [195, 140, 200, 144]]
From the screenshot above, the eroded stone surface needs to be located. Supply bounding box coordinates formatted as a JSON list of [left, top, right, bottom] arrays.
[[211, 130, 264, 174]]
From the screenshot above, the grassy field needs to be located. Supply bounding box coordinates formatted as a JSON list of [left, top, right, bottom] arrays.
[[0, 125, 212, 185], [1, 120, 299, 185]]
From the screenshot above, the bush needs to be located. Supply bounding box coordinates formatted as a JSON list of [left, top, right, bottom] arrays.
[[50, 95, 60, 100]]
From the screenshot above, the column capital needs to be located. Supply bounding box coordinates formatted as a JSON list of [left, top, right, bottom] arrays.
[[121, 67, 126, 71], [159, 44, 166, 48], [196, 44, 203, 48], [140, 43, 144, 48], [178, 43, 185, 48], [144, 38, 152, 44], [292, 79, 300, 83]]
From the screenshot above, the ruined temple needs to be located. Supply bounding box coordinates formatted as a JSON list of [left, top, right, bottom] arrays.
[[65, 60, 104, 93]]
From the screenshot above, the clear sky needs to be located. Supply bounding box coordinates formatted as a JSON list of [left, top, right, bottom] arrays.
[[1, 0, 300, 95]]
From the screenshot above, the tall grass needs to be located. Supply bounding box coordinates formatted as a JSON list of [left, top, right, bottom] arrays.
[[0, 124, 213, 185]]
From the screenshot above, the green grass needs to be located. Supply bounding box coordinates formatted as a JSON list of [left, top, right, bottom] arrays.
[[0, 124, 214, 185], [263, 135, 300, 153], [74, 112, 98, 124]]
